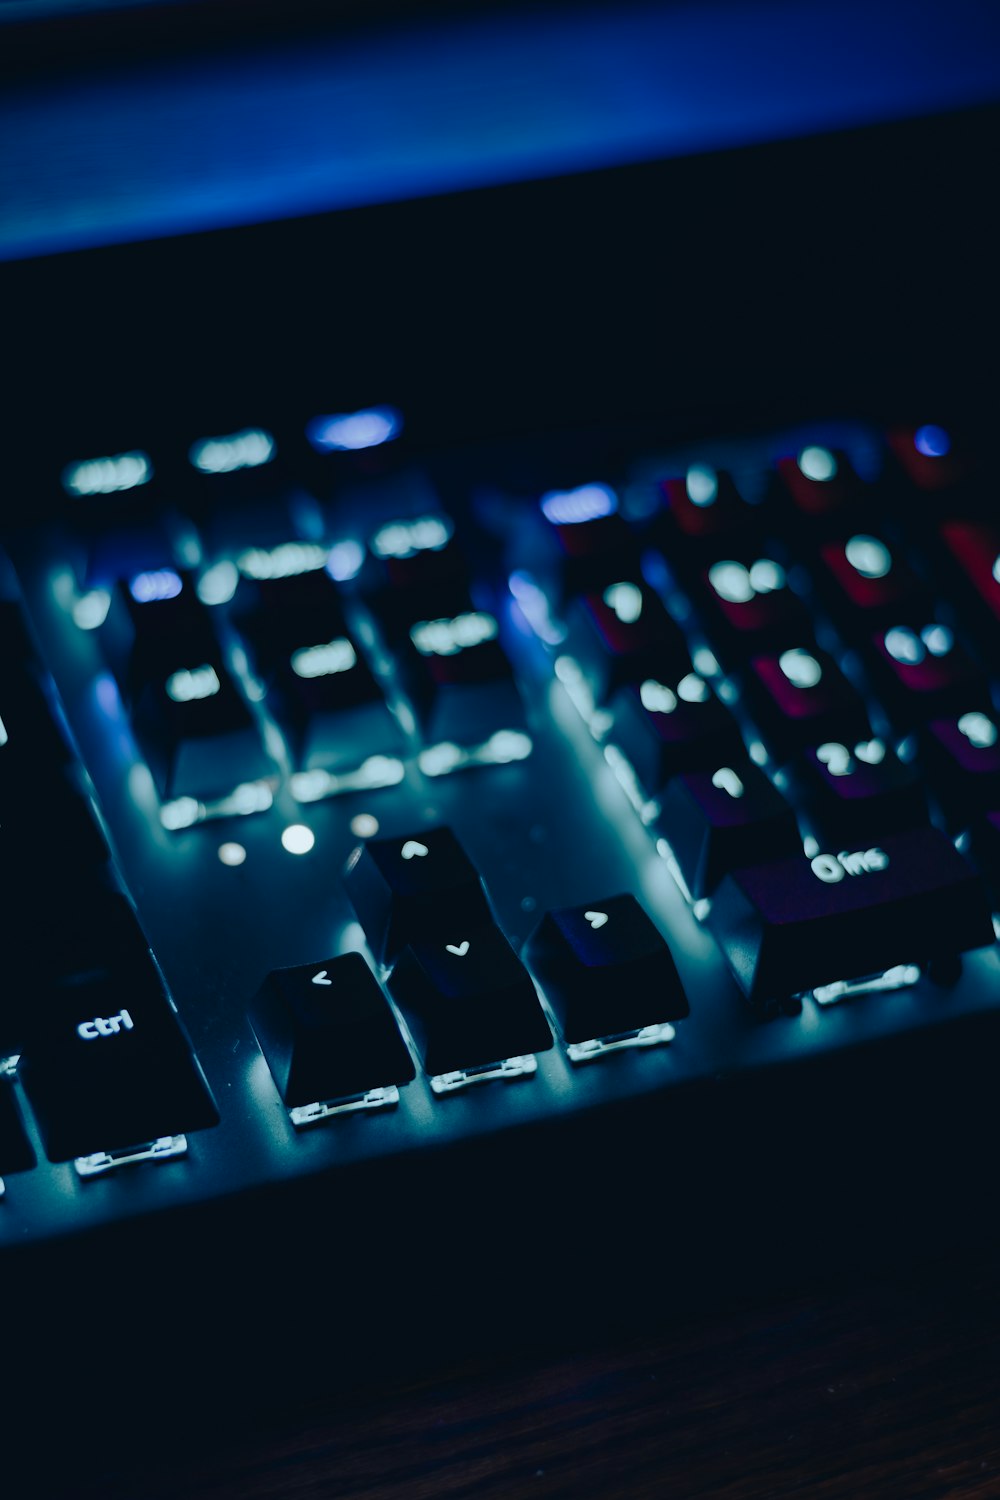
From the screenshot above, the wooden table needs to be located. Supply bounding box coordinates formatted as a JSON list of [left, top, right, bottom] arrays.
[[70, 1244, 1000, 1500]]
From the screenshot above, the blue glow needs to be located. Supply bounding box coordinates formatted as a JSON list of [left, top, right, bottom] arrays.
[[914, 424, 951, 458], [326, 540, 365, 581], [540, 483, 617, 526], [306, 407, 402, 453], [189, 428, 275, 474], [130, 569, 183, 603]]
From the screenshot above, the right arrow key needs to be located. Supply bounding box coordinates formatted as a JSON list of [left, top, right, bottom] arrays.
[[524, 894, 689, 1056]]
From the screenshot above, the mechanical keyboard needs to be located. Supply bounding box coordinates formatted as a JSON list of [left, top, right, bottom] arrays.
[[3, 100, 1000, 1460]]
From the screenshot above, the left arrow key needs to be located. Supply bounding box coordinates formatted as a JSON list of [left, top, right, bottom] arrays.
[[251, 953, 415, 1112]]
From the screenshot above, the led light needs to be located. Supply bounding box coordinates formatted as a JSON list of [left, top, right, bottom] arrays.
[[290, 639, 357, 678], [197, 561, 239, 605], [326, 540, 365, 581], [602, 582, 643, 623], [884, 626, 923, 664], [957, 711, 998, 749], [748, 559, 784, 594], [62, 450, 152, 497], [914, 424, 950, 458], [130, 569, 182, 604], [685, 464, 718, 506], [236, 542, 327, 579], [306, 405, 402, 452], [678, 672, 709, 703], [418, 742, 464, 777], [712, 767, 744, 798], [218, 842, 247, 867], [410, 612, 497, 656], [0, 714, 7, 748], [371, 515, 452, 559], [640, 680, 677, 714], [693, 647, 720, 677], [921, 624, 953, 657], [189, 427, 275, 474], [798, 445, 837, 482], [281, 824, 315, 855], [816, 742, 852, 776], [778, 648, 822, 689], [350, 813, 380, 838], [709, 561, 753, 604], [161, 797, 201, 830], [539, 483, 617, 526], [166, 664, 221, 702], [508, 571, 566, 645], [845, 534, 891, 578], [72, 589, 112, 630]]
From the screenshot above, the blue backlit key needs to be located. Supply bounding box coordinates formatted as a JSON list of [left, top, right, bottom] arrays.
[[657, 761, 801, 900]]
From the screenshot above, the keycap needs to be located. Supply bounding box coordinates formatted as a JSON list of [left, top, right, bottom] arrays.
[[866, 623, 988, 733], [131, 655, 273, 800], [886, 422, 966, 493], [533, 483, 641, 603], [920, 712, 1000, 827], [563, 582, 690, 702], [785, 738, 927, 845], [816, 533, 931, 637], [99, 570, 217, 702], [365, 515, 473, 636], [266, 636, 404, 772], [745, 646, 870, 759], [0, 763, 110, 880], [657, 762, 801, 899], [695, 554, 812, 666], [344, 825, 493, 963], [0, 1081, 34, 1178], [655, 465, 756, 568], [250, 952, 415, 1107], [524, 895, 688, 1044], [400, 611, 526, 747], [609, 674, 744, 793], [773, 445, 863, 521], [707, 828, 994, 1004], [389, 924, 552, 1076], [969, 811, 1000, 899], [232, 556, 349, 675], [19, 956, 218, 1161]]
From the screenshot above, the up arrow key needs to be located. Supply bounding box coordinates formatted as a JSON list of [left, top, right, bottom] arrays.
[[311, 970, 333, 986]]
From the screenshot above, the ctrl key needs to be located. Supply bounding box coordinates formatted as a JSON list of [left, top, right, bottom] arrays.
[[19, 965, 218, 1166]]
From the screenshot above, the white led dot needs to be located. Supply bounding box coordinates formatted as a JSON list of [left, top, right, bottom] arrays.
[[798, 446, 838, 482], [685, 464, 718, 506], [218, 842, 247, 867], [845, 535, 891, 579], [709, 561, 753, 604], [281, 824, 315, 855], [350, 813, 380, 838], [639, 680, 677, 714], [779, 648, 823, 689]]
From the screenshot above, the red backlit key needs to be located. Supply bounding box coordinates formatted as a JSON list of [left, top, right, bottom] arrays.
[[564, 582, 690, 702], [657, 762, 801, 899], [609, 673, 744, 793], [746, 647, 870, 759], [774, 445, 864, 522], [866, 623, 988, 733], [939, 521, 1000, 648], [656, 465, 757, 567], [886, 422, 966, 492], [921, 712, 1000, 827], [786, 737, 926, 845], [816, 532, 931, 638], [696, 554, 812, 666]]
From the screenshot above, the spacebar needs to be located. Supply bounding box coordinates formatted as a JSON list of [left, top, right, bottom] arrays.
[[707, 828, 994, 1003]]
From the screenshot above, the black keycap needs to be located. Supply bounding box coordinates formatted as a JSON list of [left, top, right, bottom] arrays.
[[0, 659, 73, 774], [773, 445, 864, 522], [609, 673, 744, 793], [19, 956, 218, 1161], [131, 655, 273, 800], [563, 582, 690, 702], [533, 484, 640, 604], [0, 1081, 35, 1178], [232, 558, 349, 676], [99, 570, 217, 702], [707, 828, 994, 1004], [866, 623, 988, 733], [365, 515, 473, 637], [695, 554, 812, 667], [786, 737, 927, 845], [921, 712, 1000, 827], [344, 825, 493, 963], [250, 952, 414, 1108], [969, 811, 1000, 900], [886, 422, 967, 495], [389, 924, 552, 1076], [400, 611, 526, 747], [0, 764, 109, 880], [267, 636, 405, 773], [816, 533, 931, 638], [657, 762, 801, 900], [939, 521, 1000, 652], [655, 466, 757, 570], [745, 646, 870, 759], [524, 895, 688, 1044]]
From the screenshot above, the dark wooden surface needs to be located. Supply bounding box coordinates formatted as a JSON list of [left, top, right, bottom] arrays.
[[69, 1245, 1000, 1500]]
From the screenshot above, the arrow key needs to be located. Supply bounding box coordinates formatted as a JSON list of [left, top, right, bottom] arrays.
[[524, 894, 689, 1054], [251, 952, 415, 1117], [390, 925, 552, 1080], [344, 825, 492, 963]]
